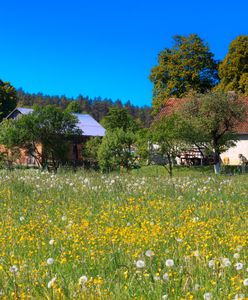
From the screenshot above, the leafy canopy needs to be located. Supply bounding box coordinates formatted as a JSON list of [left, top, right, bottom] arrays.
[[0, 80, 17, 121], [218, 35, 248, 95], [150, 34, 219, 113]]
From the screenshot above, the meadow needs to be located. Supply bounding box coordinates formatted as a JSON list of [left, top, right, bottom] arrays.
[[0, 166, 247, 299]]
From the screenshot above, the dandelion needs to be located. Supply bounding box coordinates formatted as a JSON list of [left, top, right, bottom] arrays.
[[234, 294, 245, 299], [162, 273, 169, 281], [208, 260, 215, 268], [165, 259, 174, 267], [221, 258, 231, 268], [9, 265, 18, 273], [47, 258, 54, 265], [49, 239, 55, 245], [79, 275, 88, 285], [145, 250, 154, 257], [243, 278, 248, 286], [47, 276, 56, 288], [235, 262, 243, 270], [203, 292, 212, 300], [136, 260, 145, 268]]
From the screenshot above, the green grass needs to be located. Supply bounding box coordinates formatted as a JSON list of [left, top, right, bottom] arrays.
[[0, 166, 247, 299]]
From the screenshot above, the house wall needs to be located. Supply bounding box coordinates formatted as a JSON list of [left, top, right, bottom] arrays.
[[221, 134, 248, 165], [0, 144, 42, 166]]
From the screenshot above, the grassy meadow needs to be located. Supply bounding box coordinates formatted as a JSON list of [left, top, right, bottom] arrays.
[[0, 166, 247, 299]]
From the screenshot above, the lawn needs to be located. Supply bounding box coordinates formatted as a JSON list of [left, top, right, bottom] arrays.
[[0, 166, 247, 299]]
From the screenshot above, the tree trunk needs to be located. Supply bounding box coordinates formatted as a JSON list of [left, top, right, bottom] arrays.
[[167, 153, 173, 177], [214, 150, 221, 174]]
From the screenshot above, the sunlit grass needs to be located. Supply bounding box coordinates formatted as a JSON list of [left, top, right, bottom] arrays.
[[0, 167, 247, 299]]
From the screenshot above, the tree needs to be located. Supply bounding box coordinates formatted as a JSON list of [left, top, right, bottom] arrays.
[[0, 106, 82, 170], [101, 107, 139, 132], [66, 101, 83, 113], [150, 114, 185, 177], [0, 80, 17, 121], [218, 35, 248, 95], [150, 34, 219, 113], [180, 91, 246, 174], [97, 129, 136, 172]]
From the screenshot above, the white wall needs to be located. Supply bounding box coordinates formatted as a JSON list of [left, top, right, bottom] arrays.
[[221, 134, 248, 165]]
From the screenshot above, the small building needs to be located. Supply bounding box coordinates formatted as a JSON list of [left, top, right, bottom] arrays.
[[1, 107, 105, 167]]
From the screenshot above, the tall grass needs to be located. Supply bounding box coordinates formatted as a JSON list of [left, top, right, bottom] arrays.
[[0, 167, 247, 299]]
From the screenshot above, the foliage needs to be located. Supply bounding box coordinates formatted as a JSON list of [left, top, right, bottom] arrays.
[[17, 89, 153, 128], [150, 34, 219, 113], [0, 80, 17, 121], [179, 91, 246, 173], [82, 137, 102, 161], [0, 168, 247, 299], [101, 107, 139, 132], [218, 35, 248, 95], [0, 106, 82, 170], [66, 101, 83, 113], [98, 128, 136, 172], [150, 114, 187, 176]]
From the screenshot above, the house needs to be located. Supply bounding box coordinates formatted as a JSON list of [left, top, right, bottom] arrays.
[[158, 97, 248, 166], [1, 107, 105, 167]]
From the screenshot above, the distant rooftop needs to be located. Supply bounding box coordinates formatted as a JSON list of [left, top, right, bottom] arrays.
[[6, 107, 106, 137]]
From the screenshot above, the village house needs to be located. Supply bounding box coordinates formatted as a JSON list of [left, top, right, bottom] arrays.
[[158, 97, 248, 166], [0, 107, 105, 167]]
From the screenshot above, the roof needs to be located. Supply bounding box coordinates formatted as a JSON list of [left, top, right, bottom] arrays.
[[158, 96, 248, 134], [6, 107, 106, 137]]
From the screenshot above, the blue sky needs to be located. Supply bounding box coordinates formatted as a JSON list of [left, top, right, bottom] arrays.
[[0, 0, 247, 106]]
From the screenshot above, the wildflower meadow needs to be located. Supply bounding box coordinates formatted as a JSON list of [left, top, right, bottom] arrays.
[[0, 167, 247, 299]]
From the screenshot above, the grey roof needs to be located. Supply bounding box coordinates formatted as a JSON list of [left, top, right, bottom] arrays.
[[6, 107, 106, 137]]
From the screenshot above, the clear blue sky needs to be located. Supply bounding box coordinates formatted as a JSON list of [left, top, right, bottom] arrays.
[[0, 0, 247, 106]]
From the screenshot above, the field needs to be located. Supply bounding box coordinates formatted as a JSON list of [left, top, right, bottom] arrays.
[[0, 166, 247, 299]]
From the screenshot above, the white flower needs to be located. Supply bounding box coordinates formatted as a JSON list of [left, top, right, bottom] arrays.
[[47, 276, 56, 288], [49, 239, 55, 245], [234, 294, 245, 300], [47, 258, 54, 265], [194, 283, 200, 291], [153, 276, 160, 281], [9, 265, 18, 273], [221, 258, 231, 267], [162, 295, 168, 300], [136, 260, 145, 268], [79, 275, 88, 285], [234, 253, 240, 259], [61, 216, 67, 221], [162, 273, 169, 281], [19, 216, 25, 222], [165, 259, 174, 267], [243, 278, 248, 286], [145, 250, 154, 257], [203, 292, 212, 300], [175, 238, 183, 242], [235, 262, 243, 270], [193, 216, 199, 222], [208, 260, 215, 268]]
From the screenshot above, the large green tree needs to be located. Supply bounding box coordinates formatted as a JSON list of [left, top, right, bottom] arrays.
[[150, 34, 219, 113], [218, 35, 248, 95], [0, 80, 17, 121], [101, 107, 139, 132]]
